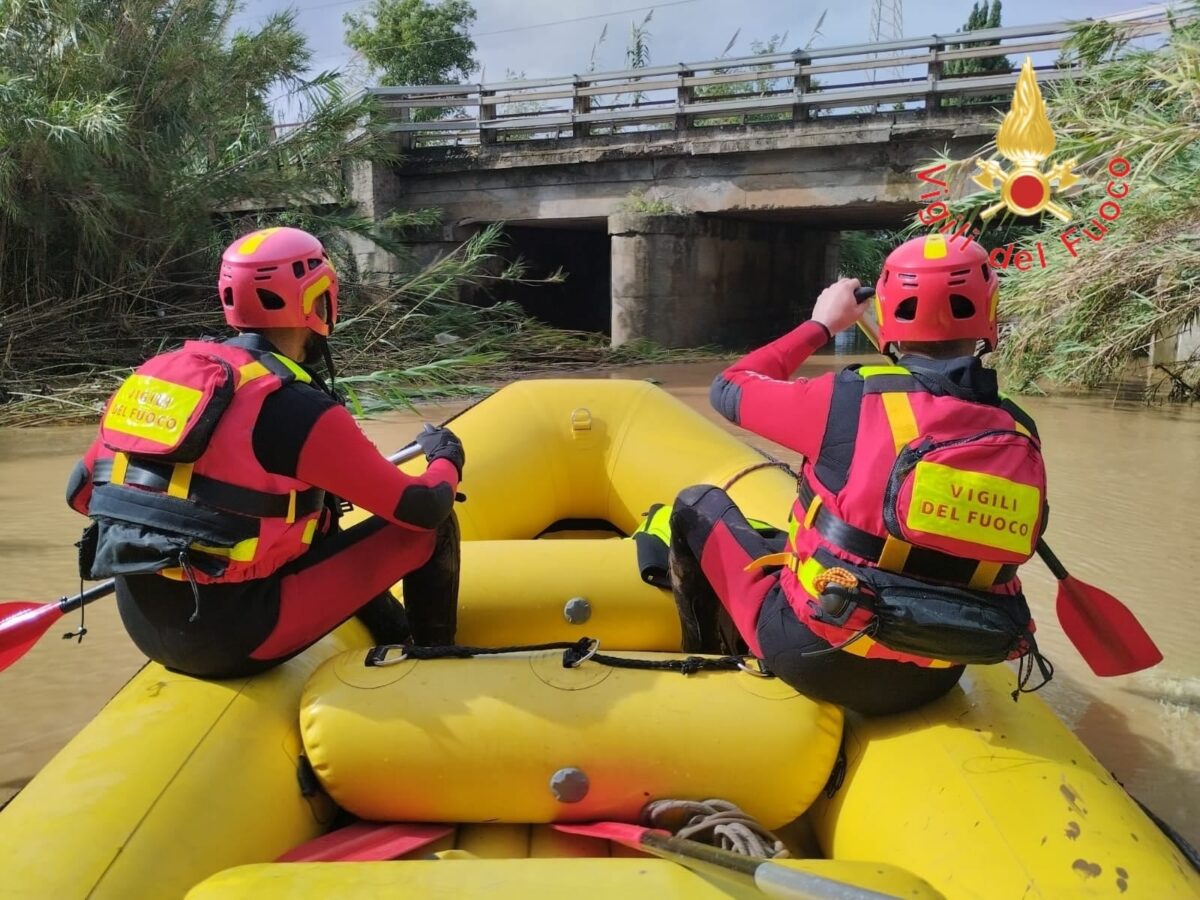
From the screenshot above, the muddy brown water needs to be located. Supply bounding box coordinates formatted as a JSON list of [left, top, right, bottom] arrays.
[[1, 357, 1197, 847]]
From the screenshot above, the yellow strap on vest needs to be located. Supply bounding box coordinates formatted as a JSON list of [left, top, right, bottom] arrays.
[[237, 361, 270, 389], [794, 556, 825, 596], [270, 353, 313, 384], [190, 537, 260, 563], [167, 463, 193, 499], [802, 492, 823, 528], [301, 519, 319, 544], [743, 552, 792, 572], [110, 452, 129, 486], [879, 391, 920, 455], [857, 365, 910, 378], [877, 536, 912, 573], [968, 560, 1002, 590], [285, 490, 297, 524]]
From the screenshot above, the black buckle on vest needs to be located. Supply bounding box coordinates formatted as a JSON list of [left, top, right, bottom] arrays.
[[797, 481, 1016, 588]]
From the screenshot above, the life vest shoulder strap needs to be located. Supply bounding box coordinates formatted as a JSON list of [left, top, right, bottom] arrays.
[[857, 364, 922, 395], [813, 365, 922, 492], [208, 337, 313, 387], [998, 393, 1039, 439]]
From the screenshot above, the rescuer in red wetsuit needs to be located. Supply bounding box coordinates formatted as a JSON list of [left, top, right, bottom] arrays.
[[65, 227, 464, 678], [669, 233, 1049, 715]]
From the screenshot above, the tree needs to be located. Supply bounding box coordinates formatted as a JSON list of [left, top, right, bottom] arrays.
[[944, 1, 1011, 77], [345, 0, 477, 87], [0, 0, 381, 317]]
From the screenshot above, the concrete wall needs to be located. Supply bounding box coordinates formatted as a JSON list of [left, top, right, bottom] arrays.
[[609, 212, 836, 348], [1150, 315, 1200, 367]]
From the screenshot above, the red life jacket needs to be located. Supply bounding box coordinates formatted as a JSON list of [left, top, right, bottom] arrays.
[[83, 338, 327, 584], [782, 363, 1047, 667]]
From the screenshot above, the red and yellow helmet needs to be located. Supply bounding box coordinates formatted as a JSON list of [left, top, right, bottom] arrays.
[[874, 234, 998, 351], [218, 227, 338, 336]]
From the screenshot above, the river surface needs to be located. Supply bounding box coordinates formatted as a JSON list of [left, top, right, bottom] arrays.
[[0, 357, 1197, 846]]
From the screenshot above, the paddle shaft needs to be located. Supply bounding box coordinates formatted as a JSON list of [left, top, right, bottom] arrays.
[[642, 831, 900, 900], [5, 441, 425, 634], [1036, 539, 1069, 580], [556, 823, 893, 900]]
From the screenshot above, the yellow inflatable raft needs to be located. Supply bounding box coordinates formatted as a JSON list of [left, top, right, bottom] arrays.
[[0, 379, 1195, 900]]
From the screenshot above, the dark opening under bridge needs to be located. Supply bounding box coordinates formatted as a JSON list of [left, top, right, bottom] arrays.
[[344, 9, 1173, 348]]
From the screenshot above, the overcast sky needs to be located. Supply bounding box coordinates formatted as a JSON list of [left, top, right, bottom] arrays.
[[232, 0, 1161, 108]]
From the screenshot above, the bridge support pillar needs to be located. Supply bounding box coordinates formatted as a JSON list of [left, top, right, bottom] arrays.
[[345, 158, 406, 279], [609, 212, 837, 349]]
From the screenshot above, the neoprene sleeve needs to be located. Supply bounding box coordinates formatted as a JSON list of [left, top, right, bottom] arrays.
[[709, 320, 837, 460]]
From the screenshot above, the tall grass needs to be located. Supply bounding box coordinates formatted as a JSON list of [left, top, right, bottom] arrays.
[[987, 13, 1200, 393]]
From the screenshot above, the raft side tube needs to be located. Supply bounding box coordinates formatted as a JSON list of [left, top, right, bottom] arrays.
[[391, 380, 798, 541], [184, 857, 946, 899], [811, 665, 1200, 899], [0, 624, 368, 900]]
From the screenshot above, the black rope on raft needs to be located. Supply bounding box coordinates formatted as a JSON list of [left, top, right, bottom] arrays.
[[364, 636, 764, 676]]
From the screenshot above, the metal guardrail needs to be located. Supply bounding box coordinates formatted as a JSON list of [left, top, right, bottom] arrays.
[[365, 7, 1176, 148]]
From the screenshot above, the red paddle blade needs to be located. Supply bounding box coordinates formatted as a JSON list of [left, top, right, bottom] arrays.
[[554, 821, 667, 849], [276, 821, 453, 862], [0, 602, 65, 673], [1055, 577, 1163, 677]]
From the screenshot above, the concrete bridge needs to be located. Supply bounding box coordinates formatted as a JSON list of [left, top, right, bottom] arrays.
[[347, 9, 1172, 348]]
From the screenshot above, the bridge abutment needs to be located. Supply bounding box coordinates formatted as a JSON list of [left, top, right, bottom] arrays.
[[609, 213, 837, 348]]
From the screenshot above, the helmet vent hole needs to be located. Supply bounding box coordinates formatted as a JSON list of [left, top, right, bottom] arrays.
[[256, 266, 278, 273], [883, 271, 890, 284], [950, 268, 970, 276], [896, 297, 919, 321], [308, 258, 322, 271], [221, 288, 234, 307], [950, 294, 976, 319], [292, 261, 306, 279], [981, 263, 992, 281], [256, 289, 287, 310]]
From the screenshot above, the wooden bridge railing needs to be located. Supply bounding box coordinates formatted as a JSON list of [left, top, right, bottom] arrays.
[[365, 7, 1175, 149]]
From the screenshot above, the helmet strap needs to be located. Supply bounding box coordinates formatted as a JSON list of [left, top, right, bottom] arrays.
[[320, 339, 347, 407]]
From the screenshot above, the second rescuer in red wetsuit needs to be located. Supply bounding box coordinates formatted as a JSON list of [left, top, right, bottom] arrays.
[[669, 234, 1051, 715], [66, 227, 464, 679]]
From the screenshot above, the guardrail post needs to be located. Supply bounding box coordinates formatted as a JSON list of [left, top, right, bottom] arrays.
[[573, 79, 591, 139], [926, 39, 943, 116], [792, 52, 811, 123], [394, 103, 414, 152], [479, 86, 496, 145], [676, 68, 693, 131]]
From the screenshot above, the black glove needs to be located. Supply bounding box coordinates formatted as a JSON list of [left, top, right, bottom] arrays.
[[414, 424, 465, 479]]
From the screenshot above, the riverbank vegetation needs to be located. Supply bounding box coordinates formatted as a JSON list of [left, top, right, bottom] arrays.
[[929, 14, 1200, 397], [0, 0, 702, 427], [992, 15, 1200, 397]]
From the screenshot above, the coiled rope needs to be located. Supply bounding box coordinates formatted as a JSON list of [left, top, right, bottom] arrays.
[[643, 798, 790, 859]]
